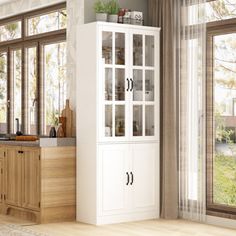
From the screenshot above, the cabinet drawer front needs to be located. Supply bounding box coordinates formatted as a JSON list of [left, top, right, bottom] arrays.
[[0, 148, 4, 158]]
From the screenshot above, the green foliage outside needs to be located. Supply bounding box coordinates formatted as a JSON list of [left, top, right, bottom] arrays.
[[214, 153, 236, 206]]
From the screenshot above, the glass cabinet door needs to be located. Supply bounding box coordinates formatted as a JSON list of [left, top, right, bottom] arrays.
[[131, 33, 156, 139], [102, 30, 127, 139]]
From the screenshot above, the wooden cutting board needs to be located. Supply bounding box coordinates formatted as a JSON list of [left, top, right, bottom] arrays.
[[16, 136, 38, 141], [61, 99, 73, 137]]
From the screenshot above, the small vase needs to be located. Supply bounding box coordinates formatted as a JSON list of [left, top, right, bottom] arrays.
[[96, 13, 108, 22], [49, 127, 57, 138], [108, 14, 118, 23]]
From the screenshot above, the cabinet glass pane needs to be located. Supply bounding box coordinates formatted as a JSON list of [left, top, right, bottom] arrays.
[[0, 52, 7, 133], [133, 70, 143, 101], [102, 32, 113, 64], [145, 35, 154, 67], [115, 69, 125, 101], [115, 105, 125, 137], [133, 34, 143, 66], [133, 105, 143, 136], [145, 70, 154, 101], [105, 68, 112, 101], [115, 33, 125, 65], [145, 105, 154, 136], [105, 105, 112, 137]]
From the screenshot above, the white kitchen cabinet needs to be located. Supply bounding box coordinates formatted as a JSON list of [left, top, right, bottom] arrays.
[[98, 143, 159, 220], [77, 22, 160, 225]]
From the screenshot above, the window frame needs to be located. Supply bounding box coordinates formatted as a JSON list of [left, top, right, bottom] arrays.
[[0, 2, 66, 135], [206, 17, 236, 220]]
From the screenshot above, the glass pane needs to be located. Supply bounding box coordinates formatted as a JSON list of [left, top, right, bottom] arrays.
[[27, 9, 67, 36], [105, 105, 112, 137], [26, 47, 37, 135], [13, 49, 22, 133], [145, 70, 154, 101], [105, 68, 112, 101], [115, 69, 125, 101], [44, 42, 67, 135], [0, 21, 21, 42], [0, 52, 7, 133], [115, 105, 125, 137], [206, 1, 236, 22], [145, 105, 154, 136], [102, 32, 112, 64], [133, 105, 143, 136], [133, 70, 143, 101], [115, 33, 125, 65], [213, 33, 236, 207], [133, 34, 143, 66], [145, 35, 154, 67]]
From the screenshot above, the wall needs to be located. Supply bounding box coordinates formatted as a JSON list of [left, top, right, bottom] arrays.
[[84, 0, 148, 24]]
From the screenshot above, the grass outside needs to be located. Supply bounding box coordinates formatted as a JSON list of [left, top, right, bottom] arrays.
[[213, 153, 236, 206]]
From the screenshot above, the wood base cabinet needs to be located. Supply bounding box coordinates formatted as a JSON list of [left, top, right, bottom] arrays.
[[77, 22, 160, 225], [0, 145, 76, 223]]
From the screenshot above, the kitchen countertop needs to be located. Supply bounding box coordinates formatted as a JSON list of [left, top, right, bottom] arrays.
[[0, 137, 76, 147]]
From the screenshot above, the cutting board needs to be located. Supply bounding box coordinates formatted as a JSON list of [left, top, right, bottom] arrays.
[[61, 99, 73, 137], [16, 136, 38, 141]]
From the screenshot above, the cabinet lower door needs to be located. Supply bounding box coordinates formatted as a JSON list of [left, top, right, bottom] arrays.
[[22, 148, 40, 211], [5, 147, 22, 207], [0, 158, 3, 204], [98, 144, 130, 216], [131, 143, 159, 212]]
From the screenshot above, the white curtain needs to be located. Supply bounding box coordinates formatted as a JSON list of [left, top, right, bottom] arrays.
[[178, 0, 206, 222]]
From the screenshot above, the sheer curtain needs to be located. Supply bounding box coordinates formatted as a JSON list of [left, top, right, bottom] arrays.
[[148, 0, 206, 221], [179, 0, 206, 221]]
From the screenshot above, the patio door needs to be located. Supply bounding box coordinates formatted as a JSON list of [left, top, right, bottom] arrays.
[[207, 30, 236, 216]]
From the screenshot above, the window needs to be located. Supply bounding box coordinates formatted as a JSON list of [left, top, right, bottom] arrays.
[[206, 0, 236, 219], [0, 3, 67, 135]]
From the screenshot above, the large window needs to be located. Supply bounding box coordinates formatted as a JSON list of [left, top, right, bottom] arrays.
[[206, 0, 236, 219], [0, 3, 67, 135]]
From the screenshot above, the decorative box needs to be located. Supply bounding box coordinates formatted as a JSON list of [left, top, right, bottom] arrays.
[[131, 11, 143, 25]]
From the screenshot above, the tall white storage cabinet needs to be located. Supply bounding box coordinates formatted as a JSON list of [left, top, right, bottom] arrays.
[[76, 22, 160, 225]]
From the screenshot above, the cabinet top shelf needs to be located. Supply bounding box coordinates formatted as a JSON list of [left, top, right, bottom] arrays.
[[81, 21, 161, 32]]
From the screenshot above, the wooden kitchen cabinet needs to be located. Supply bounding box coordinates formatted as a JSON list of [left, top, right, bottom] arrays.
[[0, 145, 76, 223], [5, 147, 22, 207], [21, 147, 40, 211], [0, 158, 3, 205]]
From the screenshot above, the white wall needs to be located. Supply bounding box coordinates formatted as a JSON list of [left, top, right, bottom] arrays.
[[84, 0, 148, 24]]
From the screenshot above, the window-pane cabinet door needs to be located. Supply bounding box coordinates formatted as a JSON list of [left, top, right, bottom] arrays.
[[131, 32, 158, 140], [102, 29, 129, 141]]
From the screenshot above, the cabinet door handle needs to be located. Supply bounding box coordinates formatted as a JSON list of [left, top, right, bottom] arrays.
[[126, 78, 130, 92], [126, 172, 130, 185], [130, 78, 134, 92], [130, 172, 134, 185]]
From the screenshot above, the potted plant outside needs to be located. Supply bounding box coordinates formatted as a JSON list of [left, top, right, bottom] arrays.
[[107, 0, 119, 23], [94, 0, 108, 22]]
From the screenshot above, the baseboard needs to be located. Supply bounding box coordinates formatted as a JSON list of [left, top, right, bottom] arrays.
[[206, 215, 236, 230], [96, 211, 159, 225]]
